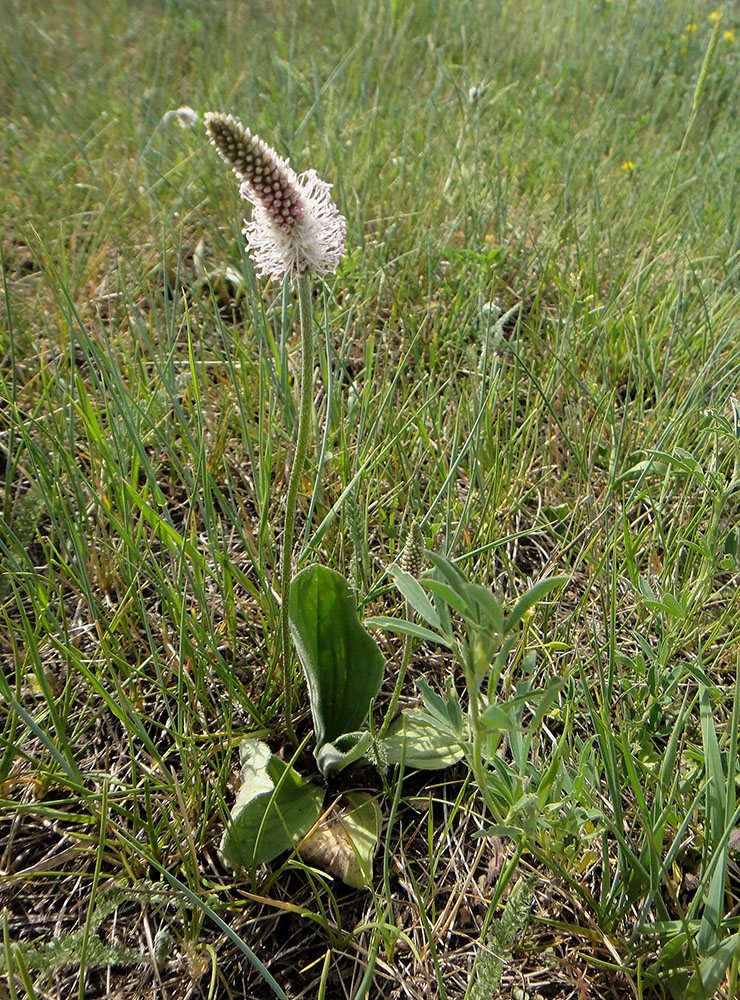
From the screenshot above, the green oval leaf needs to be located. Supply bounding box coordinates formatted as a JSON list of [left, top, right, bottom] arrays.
[[290, 565, 385, 749], [383, 709, 465, 770], [220, 739, 325, 870]]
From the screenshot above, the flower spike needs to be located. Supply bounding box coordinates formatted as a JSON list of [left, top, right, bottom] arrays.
[[204, 112, 346, 283], [400, 521, 426, 578]]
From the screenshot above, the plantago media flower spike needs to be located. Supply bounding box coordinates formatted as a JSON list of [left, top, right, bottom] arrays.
[[400, 521, 426, 578], [204, 112, 346, 282]]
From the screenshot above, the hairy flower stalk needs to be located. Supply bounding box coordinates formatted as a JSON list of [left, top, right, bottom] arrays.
[[205, 113, 346, 743]]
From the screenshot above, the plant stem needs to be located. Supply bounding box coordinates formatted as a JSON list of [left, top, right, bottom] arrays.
[[280, 271, 314, 747], [378, 599, 413, 739], [466, 670, 504, 825]]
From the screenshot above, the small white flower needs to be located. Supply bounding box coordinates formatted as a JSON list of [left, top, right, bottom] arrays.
[[163, 105, 199, 129], [204, 112, 346, 283]]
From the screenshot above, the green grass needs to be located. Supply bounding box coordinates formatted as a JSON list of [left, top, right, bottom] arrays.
[[3, 0, 740, 997]]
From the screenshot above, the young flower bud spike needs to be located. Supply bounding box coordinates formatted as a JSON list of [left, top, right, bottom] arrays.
[[204, 112, 346, 283], [400, 521, 426, 579]]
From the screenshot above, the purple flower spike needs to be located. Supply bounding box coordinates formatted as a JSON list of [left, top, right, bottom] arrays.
[[204, 112, 346, 283]]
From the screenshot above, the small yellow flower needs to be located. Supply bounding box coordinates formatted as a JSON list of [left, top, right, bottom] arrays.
[[621, 160, 635, 172], [680, 33, 687, 42], [709, 10, 721, 23], [725, 29, 735, 41], [685, 22, 698, 33]]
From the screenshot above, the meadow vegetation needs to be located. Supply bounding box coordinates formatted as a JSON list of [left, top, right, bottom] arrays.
[[2, 1, 740, 997]]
